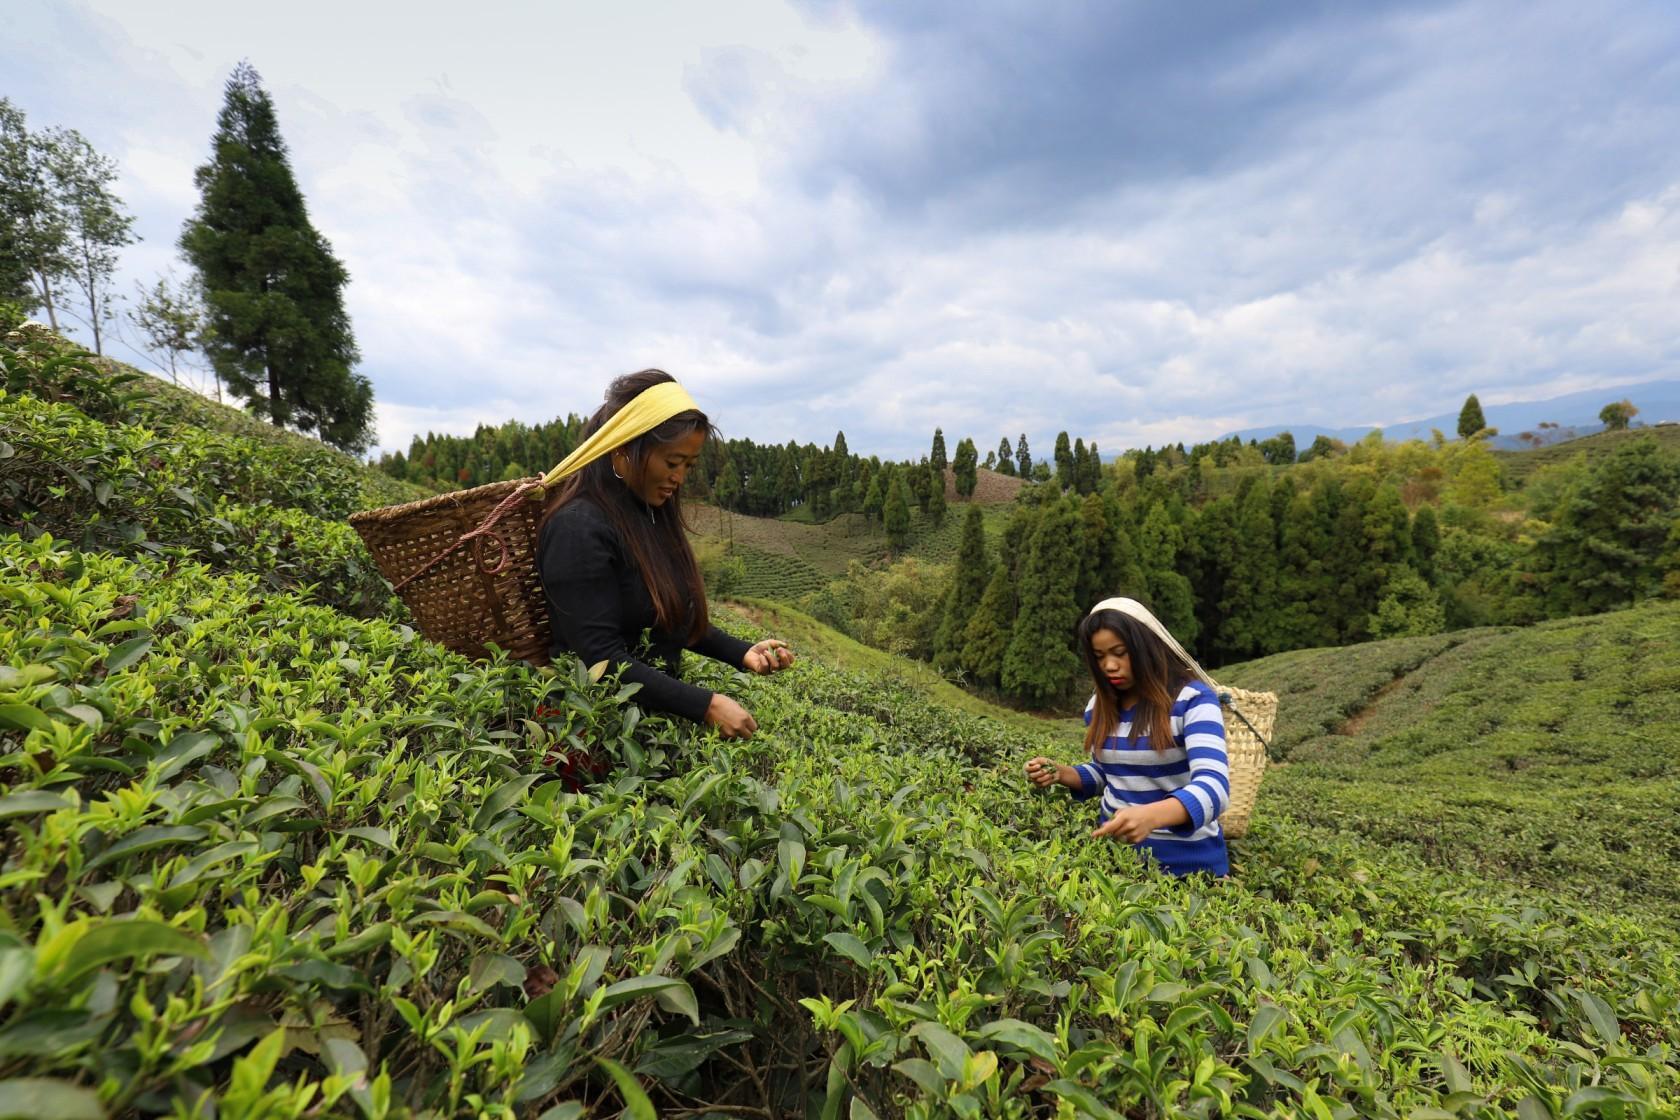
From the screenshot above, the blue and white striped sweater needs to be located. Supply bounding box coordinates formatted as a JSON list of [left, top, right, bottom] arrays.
[[1073, 679, 1230, 877]]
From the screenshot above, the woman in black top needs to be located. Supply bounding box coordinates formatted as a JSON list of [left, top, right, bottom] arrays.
[[537, 370, 794, 738]]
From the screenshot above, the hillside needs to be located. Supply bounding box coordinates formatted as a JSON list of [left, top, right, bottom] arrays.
[[1495, 422, 1680, 485], [1218, 608, 1680, 930], [690, 494, 1017, 602], [4, 327, 1679, 1116]]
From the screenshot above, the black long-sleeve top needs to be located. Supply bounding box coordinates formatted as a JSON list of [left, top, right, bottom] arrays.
[[538, 497, 751, 721]]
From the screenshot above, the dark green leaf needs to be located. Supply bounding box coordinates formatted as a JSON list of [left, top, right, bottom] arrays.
[[58, 920, 208, 982], [0, 1078, 104, 1120], [103, 634, 153, 673]]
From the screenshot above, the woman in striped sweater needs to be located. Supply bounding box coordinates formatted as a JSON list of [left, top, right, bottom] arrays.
[[1026, 597, 1231, 877]]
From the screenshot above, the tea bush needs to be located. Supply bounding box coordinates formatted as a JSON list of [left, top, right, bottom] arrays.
[[2, 327, 1677, 1117], [2, 535, 1677, 1117]]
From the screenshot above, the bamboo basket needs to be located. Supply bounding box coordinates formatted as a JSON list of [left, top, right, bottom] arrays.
[[1213, 684, 1277, 838], [349, 478, 552, 663]]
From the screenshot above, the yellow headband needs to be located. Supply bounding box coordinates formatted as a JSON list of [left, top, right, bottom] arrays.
[[541, 380, 701, 488]]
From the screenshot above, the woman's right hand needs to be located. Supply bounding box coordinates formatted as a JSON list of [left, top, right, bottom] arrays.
[[705, 693, 759, 740], [1025, 756, 1066, 788]]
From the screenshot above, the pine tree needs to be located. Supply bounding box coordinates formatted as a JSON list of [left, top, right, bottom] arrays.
[[931, 428, 948, 471], [1189, 496, 1239, 657], [1329, 481, 1375, 641], [1001, 497, 1083, 706], [1457, 394, 1486, 440], [1054, 431, 1075, 490], [884, 475, 912, 552], [960, 562, 1015, 689], [1016, 434, 1032, 481], [180, 63, 372, 452], [996, 437, 1016, 476], [935, 504, 990, 671]]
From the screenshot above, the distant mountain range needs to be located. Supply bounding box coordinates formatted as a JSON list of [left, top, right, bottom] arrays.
[[1220, 379, 1680, 450]]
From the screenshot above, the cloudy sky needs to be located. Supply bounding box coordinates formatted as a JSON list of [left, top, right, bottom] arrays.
[[7, 0, 1680, 459]]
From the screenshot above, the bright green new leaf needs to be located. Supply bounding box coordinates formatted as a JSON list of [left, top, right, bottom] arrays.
[[595, 1056, 656, 1120]]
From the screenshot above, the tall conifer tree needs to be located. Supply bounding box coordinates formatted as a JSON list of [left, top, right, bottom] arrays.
[[1001, 496, 1083, 706], [1054, 431, 1075, 490], [1016, 434, 1032, 481], [960, 562, 1015, 689], [1457, 394, 1486, 440], [935, 504, 990, 671], [181, 63, 372, 452], [996, 437, 1015, 476], [931, 428, 948, 471], [884, 475, 912, 552]]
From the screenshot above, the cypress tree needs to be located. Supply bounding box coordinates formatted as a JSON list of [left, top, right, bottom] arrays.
[[1330, 480, 1374, 641], [862, 472, 885, 523], [1189, 497, 1239, 659], [996, 437, 1016, 476], [1276, 486, 1338, 650], [1073, 492, 1112, 610], [1136, 502, 1199, 647], [1457, 393, 1486, 440], [1001, 497, 1084, 707], [1054, 431, 1075, 490], [935, 504, 990, 671], [931, 428, 948, 471], [1016, 434, 1032, 481], [927, 461, 947, 527], [180, 62, 372, 452], [952, 437, 979, 498], [884, 475, 912, 552], [1218, 476, 1281, 660], [960, 562, 1015, 689]]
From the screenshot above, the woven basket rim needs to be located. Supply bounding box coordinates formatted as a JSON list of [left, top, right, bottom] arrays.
[[349, 476, 544, 527]]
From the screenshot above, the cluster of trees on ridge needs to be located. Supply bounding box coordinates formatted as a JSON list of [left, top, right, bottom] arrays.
[[794, 411, 1677, 707], [2, 65, 375, 451]]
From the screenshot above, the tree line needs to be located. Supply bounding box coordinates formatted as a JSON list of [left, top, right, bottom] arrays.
[[800, 425, 1680, 708]]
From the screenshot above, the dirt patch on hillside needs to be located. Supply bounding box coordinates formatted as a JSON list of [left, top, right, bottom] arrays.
[[944, 467, 1025, 505]]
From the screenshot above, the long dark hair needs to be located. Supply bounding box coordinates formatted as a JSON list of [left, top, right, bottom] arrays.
[[541, 370, 717, 642], [1077, 607, 1197, 756]]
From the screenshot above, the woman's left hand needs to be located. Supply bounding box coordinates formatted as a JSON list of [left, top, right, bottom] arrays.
[[744, 639, 796, 675]]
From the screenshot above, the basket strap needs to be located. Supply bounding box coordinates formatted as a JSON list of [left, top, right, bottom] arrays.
[[391, 479, 541, 593], [1217, 690, 1274, 754]]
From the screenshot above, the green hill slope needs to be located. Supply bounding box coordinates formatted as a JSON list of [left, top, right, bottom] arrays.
[[1219, 607, 1680, 929], [1496, 423, 1680, 485], [3, 327, 1677, 1116]]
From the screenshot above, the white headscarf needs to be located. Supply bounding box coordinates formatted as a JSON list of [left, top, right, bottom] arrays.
[[1086, 597, 1217, 690]]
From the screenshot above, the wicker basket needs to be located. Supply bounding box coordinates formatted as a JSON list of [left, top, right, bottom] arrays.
[[1213, 684, 1278, 838], [349, 478, 552, 664]]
